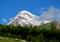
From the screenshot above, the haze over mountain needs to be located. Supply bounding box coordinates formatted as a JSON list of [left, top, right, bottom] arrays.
[[8, 10, 51, 26]]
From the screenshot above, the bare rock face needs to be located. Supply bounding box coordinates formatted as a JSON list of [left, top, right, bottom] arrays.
[[56, 22, 60, 29]]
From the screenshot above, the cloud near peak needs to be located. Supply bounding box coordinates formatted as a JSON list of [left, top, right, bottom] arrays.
[[39, 6, 60, 21]]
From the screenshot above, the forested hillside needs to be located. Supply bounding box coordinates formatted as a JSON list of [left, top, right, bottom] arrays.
[[0, 22, 60, 42]]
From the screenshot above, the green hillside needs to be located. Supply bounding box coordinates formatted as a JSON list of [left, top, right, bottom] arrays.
[[0, 37, 26, 42], [0, 21, 60, 42]]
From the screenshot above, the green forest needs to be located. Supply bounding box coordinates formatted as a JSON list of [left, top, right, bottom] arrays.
[[0, 22, 60, 42]]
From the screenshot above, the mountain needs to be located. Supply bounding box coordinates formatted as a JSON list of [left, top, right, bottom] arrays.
[[8, 10, 40, 26], [8, 10, 51, 26]]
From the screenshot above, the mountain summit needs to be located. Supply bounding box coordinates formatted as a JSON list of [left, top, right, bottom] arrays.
[[8, 10, 40, 26], [8, 10, 51, 26]]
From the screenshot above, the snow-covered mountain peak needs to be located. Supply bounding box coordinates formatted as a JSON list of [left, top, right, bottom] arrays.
[[17, 10, 37, 17], [8, 10, 51, 26], [8, 10, 40, 26], [14, 10, 38, 20], [19, 10, 31, 14]]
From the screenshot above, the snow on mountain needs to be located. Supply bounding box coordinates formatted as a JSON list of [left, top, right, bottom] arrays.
[[8, 10, 51, 26]]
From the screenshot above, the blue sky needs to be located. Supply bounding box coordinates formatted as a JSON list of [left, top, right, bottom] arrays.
[[0, 0, 60, 24]]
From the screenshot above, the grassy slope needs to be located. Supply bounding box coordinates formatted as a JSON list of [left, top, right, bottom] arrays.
[[0, 37, 26, 42]]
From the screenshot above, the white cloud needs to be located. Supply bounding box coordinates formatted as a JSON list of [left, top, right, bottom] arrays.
[[2, 18, 7, 22], [39, 6, 60, 21]]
